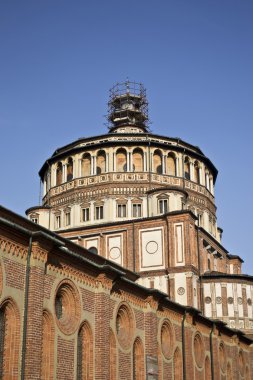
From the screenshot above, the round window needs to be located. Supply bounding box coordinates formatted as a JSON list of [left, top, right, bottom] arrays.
[[161, 320, 175, 359], [54, 280, 81, 335], [116, 304, 134, 349]]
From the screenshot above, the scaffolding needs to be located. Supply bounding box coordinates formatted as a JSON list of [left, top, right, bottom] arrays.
[[107, 81, 150, 132]]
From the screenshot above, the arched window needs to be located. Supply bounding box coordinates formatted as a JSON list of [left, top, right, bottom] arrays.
[[194, 161, 200, 184], [41, 311, 54, 380], [116, 149, 127, 172], [56, 162, 63, 185], [167, 153, 176, 176], [109, 330, 117, 380], [67, 158, 73, 181], [184, 157, 190, 180], [96, 151, 106, 175], [205, 356, 211, 379], [88, 247, 98, 255], [82, 154, 91, 176], [0, 299, 20, 379], [77, 322, 93, 380], [173, 348, 182, 380], [133, 338, 144, 380], [133, 149, 143, 172], [153, 150, 162, 174]]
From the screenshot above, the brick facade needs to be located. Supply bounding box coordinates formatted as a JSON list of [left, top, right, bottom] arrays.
[[0, 206, 252, 379]]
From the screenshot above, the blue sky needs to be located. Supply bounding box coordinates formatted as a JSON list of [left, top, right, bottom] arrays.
[[0, 1, 252, 273]]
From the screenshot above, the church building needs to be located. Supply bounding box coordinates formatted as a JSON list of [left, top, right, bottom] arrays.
[[0, 81, 252, 379]]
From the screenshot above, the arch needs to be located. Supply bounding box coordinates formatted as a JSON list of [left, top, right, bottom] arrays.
[[56, 162, 63, 185], [67, 157, 73, 181], [77, 321, 93, 380], [116, 149, 127, 172], [194, 161, 200, 184], [227, 362, 232, 380], [0, 298, 20, 379], [133, 148, 143, 172], [184, 157, 190, 180], [41, 310, 54, 380], [116, 303, 134, 350], [96, 150, 106, 175], [133, 337, 145, 380], [82, 153, 91, 176], [109, 329, 117, 380], [167, 153, 176, 176], [205, 356, 211, 380], [173, 347, 182, 380], [153, 150, 162, 174]]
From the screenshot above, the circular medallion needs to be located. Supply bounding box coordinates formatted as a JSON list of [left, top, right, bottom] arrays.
[[109, 247, 121, 260], [161, 320, 175, 359], [205, 296, 211, 304], [247, 298, 252, 306], [216, 296, 222, 304], [116, 304, 134, 350], [238, 297, 243, 305], [227, 297, 234, 304], [54, 279, 81, 335], [146, 241, 158, 254], [177, 287, 185, 295]]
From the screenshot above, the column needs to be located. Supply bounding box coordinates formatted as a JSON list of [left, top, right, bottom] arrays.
[[189, 162, 194, 181], [162, 155, 166, 174], [113, 152, 116, 172], [78, 159, 82, 177], [106, 153, 109, 172], [127, 152, 130, 172], [176, 157, 179, 176], [143, 152, 147, 172], [91, 156, 94, 175], [93, 156, 97, 175]]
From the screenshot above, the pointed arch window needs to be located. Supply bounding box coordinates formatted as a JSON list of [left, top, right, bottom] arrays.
[[41, 311, 54, 379], [77, 322, 93, 380], [173, 348, 183, 380], [0, 299, 20, 379], [133, 338, 145, 380]]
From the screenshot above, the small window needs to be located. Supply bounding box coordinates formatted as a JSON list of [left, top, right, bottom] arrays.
[[158, 199, 168, 214], [89, 246, 98, 254], [55, 215, 61, 229], [117, 204, 126, 218], [82, 208, 90, 222], [133, 204, 142, 218], [95, 206, 103, 220], [65, 212, 71, 226], [31, 217, 38, 224]]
